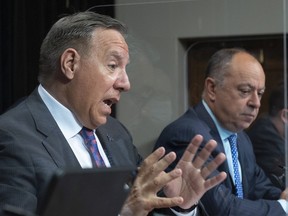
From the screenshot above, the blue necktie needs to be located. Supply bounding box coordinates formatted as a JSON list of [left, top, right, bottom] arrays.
[[80, 127, 106, 167], [228, 134, 243, 198]]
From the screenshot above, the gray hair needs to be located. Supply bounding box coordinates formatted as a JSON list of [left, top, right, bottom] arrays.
[[38, 11, 127, 84]]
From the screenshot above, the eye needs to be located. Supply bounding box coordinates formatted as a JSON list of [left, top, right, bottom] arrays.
[[108, 63, 117, 71], [239, 89, 251, 95], [258, 91, 264, 99]]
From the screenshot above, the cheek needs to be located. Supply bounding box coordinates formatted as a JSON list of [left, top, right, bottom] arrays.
[[229, 100, 246, 114], [88, 78, 110, 98], [220, 92, 245, 111], [95, 73, 116, 89], [87, 79, 112, 109], [216, 99, 241, 118]]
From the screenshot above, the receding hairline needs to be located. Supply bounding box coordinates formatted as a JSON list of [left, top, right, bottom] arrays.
[[38, 11, 128, 84]]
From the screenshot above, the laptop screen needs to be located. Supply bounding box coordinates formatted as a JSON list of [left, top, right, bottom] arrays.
[[39, 166, 136, 216]]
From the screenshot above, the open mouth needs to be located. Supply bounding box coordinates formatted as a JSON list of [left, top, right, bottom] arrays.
[[104, 99, 113, 107]]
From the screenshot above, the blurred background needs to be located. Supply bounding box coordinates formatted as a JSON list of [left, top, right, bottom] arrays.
[[1, 0, 287, 159]]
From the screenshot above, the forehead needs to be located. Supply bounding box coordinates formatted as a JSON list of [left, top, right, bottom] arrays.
[[227, 52, 265, 87], [92, 28, 129, 58]]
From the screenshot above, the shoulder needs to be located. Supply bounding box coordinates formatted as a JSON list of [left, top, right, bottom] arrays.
[[155, 108, 212, 148], [0, 97, 32, 130], [162, 108, 202, 132], [246, 115, 277, 141]]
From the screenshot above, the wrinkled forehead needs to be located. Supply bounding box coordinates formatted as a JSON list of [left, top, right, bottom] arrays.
[[96, 29, 128, 50]]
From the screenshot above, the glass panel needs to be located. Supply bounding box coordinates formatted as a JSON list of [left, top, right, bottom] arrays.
[[110, 0, 287, 160], [106, 0, 287, 213], [284, 0, 288, 190], [98, 0, 287, 212]]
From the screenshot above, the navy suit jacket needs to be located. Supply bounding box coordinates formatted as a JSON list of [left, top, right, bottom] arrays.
[[0, 88, 142, 214], [247, 115, 285, 189], [154, 102, 286, 216]]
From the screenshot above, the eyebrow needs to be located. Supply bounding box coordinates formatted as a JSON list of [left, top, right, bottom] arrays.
[[109, 50, 129, 62], [238, 83, 266, 92]]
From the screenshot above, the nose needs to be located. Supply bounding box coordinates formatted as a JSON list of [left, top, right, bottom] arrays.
[[248, 91, 261, 109], [114, 70, 131, 92]]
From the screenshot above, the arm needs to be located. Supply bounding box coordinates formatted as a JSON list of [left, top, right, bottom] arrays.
[[0, 129, 38, 213]]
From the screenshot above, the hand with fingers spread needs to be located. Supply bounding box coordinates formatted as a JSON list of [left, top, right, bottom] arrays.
[[120, 134, 226, 216], [120, 147, 182, 216], [163, 134, 227, 210]]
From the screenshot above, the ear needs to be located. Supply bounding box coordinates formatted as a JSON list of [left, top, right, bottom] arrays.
[[60, 48, 80, 80], [205, 77, 217, 102], [280, 108, 288, 124]]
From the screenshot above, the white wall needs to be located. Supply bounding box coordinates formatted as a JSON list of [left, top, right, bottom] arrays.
[[114, 0, 287, 157]]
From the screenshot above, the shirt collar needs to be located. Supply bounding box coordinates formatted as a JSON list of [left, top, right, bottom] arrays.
[[38, 84, 82, 139], [202, 99, 234, 140]]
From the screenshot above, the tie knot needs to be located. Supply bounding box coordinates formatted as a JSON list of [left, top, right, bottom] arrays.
[[228, 134, 237, 147], [79, 127, 96, 145], [80, 126, 93, 137], [80, 127, 93, 133]]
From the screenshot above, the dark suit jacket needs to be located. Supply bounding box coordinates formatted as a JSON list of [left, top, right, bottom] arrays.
[[0, 88, 142, 214], [247, 114, 285, 189], [154, 102, 286, 216]]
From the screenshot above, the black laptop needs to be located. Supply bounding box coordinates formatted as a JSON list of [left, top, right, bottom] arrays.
[[38, 166, 136, 216], [2, 167, 136, 216]]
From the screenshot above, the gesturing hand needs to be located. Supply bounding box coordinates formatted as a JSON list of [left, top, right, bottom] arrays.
[[120, 134, 226, 216], [164, 134, 227, 209]]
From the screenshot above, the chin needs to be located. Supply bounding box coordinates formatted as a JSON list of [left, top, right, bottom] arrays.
[[241, 123, 251, 131], [90, 111, 108, 127], [97, 116, 108, 126]]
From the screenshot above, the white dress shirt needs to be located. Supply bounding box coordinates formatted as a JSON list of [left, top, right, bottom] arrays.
[[38, 85, 111, 168]]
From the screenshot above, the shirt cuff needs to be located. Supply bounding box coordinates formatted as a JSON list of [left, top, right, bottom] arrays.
[[170, 206, 198, 216], [278, 199, 288, 213]]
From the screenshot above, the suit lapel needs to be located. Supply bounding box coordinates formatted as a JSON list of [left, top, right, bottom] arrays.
[[96, 128, 116, 166], [194, 102, 232, 187], [41, 129, 81, 169], [26, 89, 81, 168], [194, 102, 226, 153], [236, 133, 249, 197], [96, 127, 133, 167]]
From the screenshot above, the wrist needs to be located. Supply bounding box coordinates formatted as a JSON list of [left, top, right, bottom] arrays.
[[120, 204, 149, 216], [172, 202, 198, 213]]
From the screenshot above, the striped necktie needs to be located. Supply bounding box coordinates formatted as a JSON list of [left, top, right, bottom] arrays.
[[79, 127, 106, 167]]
